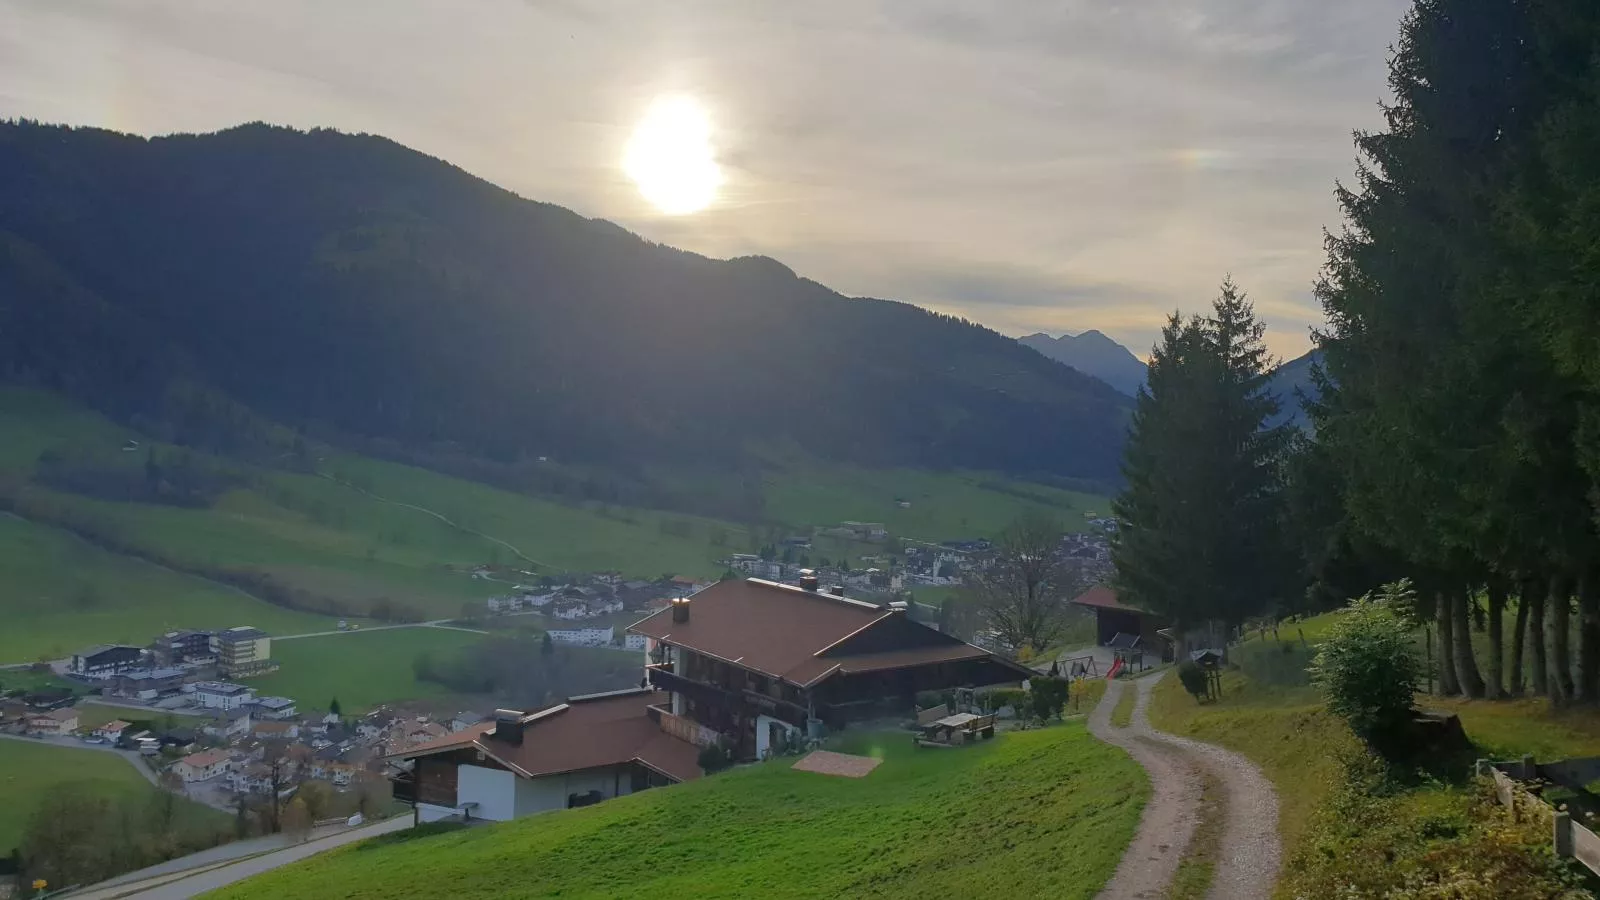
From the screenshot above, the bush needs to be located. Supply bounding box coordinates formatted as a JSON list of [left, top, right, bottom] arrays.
[[1176, 661, 1210, 701], [980, 688, 1028, 712], [1310, 580, 1422, 755], [697, 743, 734, 774], [1029, 677, 1070, 722]]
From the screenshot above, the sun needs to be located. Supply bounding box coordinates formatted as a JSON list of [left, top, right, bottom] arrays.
[[623, 96, 722, 215]]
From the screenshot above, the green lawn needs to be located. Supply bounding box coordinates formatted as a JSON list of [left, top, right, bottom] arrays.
[[759, 464, 1105, 542], [214, 723, 1145, 900], [0, 514, 335, 662], [249, 628, 486, 714], [0, 740, 195, 855]]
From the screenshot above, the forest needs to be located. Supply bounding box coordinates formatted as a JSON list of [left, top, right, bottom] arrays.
[[1115, 0, 1600, 707], [0, 121, 1131, 486]]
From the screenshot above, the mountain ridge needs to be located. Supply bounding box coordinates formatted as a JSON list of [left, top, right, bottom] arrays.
[[0, 120, 1132, 483], [1018, 330, 1149, 397]]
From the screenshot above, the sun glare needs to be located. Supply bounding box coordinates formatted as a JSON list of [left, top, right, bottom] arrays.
[[624, 96, 722, 215]]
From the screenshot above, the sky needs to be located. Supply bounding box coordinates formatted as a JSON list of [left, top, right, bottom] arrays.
[[0, 0, 1411, 360]]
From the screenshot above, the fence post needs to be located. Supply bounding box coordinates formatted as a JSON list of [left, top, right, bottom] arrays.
[[1555, 811, 1574, 858], [1521, 754, 1537, 780]]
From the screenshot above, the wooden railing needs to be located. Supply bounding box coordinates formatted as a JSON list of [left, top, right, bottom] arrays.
[[1480, 756, 1600, 878], [648, 704, 723, 749]]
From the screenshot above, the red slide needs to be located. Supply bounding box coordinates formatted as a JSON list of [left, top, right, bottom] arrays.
[[1106, 658, 1124, 680]]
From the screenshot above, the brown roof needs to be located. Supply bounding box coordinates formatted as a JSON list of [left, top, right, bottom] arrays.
[[180, 749, 230, 768], [630, 578, 1030, 687], [32, 707, 78, 722], [1071, 585, 1148, 613], [391, 689, 701, 784], [785, 643, 999, 687], [253, 721, 295, 734], [630, 579, 893, 682]]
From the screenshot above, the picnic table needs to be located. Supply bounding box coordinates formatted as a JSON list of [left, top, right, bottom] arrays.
[[917, 712, 996, 747]]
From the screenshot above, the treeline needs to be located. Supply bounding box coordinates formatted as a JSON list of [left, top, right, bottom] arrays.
[[1114, 0, 1600, 708], [16, 783, 232, 890], [0, 119, 1132, 484], [34, 447, 243, 508], [413, 631, 640, 708]]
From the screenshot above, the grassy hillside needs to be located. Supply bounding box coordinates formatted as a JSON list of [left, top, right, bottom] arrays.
[[0, 387, 1108, 662], [0, 513, 333, 661], [0, 740, 221, 855], [213, 724, 1145, 900], [1148, 614, 1600, 898]]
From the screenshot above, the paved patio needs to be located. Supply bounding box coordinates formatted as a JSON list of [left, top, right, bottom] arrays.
[[791, 750, 882, 778]]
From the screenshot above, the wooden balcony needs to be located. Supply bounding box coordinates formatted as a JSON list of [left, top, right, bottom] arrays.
[[647, 704, 723, 749]]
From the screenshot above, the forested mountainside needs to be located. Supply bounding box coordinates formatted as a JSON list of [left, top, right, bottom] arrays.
[[0, 121, 1132, 481]]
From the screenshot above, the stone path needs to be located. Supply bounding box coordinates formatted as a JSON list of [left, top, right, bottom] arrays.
[[1088, 673, 1281, 900]]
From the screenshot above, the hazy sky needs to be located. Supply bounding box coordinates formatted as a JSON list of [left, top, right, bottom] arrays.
[[0, 0, 1409, 360]]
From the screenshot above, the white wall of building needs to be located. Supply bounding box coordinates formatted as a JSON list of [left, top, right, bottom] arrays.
[[456, 764, 518, 822]]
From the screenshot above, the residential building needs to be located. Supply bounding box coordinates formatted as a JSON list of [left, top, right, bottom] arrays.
[[190, 681, 257, 709], [388, 689, 701, 824], [547, 627, 614, 646], [25, 707, 79, 736], [159, 630, 217, 665], [631, 577, 1033, 761], [173, 749, 232, 782], [216, 626, 273, 677], [624, 634, 648, 652], [202, 707, 253, 740], [451, 712, 485, 733], [104, 667, 187, 701], [251, 696, 298, 720], [70, 645, 146, 677], [253, 720, 300, 740], [95, 720, 131, 742]]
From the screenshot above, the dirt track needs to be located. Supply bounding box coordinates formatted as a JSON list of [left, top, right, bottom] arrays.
[[1088, 672, 1281, 900]]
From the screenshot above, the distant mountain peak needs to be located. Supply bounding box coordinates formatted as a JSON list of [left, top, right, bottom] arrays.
[[1018, 330, 1147, 397]]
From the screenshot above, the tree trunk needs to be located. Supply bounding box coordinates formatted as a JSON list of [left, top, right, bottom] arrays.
[[1437, 591, 1461, 696], [1485, 579, 1505, 700], [1510, 577, 1532, 696], [1530, 578, 1549, 696], [1549, 576, 1575, 706], [1453, 587, 1486, 698], [1580, 567, 1600, 704]]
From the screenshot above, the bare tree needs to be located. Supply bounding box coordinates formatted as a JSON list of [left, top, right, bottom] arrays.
[[966, 512, 1087, 654]]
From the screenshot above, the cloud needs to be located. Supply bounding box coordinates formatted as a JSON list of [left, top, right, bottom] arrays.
[[0, 0, 1407, 359]]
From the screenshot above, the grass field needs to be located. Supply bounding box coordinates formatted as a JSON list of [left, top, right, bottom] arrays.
[[214, 723, 1146, 900], [249, 628, 486, 714], [0, 739, 219, 855], [0, 513, 336, 662], [0, 387, 1111, 654]]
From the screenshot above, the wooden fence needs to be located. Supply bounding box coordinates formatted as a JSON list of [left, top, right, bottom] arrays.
[[1479, 756, 1600, 878]]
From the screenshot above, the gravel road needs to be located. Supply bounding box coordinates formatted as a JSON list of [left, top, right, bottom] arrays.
[[1088, 672, 1282, 900]]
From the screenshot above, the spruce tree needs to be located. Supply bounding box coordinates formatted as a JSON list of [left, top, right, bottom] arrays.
[[1113, 281, 1289, 651]]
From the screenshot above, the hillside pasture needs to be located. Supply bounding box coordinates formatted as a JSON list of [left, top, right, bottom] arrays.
[[212, 722, 1146, 900]]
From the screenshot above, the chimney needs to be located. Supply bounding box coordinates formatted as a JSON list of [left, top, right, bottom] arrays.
[[671, 596, 691, 624], [798, 569, 820, 592], [492, 708, 525, 746], [827, 586, 845, 597]]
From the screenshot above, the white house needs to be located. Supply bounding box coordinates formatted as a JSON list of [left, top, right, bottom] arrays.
[[202, 707, 253, 740], [95, 720, 131, 742], [624, 634, 648, 652], [173, 749, 231, 783], [389, 690, 699, 824], [189, 681, 257, 710], [546, 627, 614, 647]]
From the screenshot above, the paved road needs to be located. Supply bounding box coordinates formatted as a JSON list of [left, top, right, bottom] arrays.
[[1088, 673, 1282, 900], [72, 815, 412, 899], [275, 620, 487, 640]]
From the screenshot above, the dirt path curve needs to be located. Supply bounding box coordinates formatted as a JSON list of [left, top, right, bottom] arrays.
[[1088, 672, 1281, 900]]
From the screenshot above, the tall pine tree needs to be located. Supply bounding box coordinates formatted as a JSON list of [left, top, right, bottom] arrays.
[[1113, 280, 1290, 651]]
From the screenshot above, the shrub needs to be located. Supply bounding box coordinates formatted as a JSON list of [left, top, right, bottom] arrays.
[[1176, 661, 1210, 701], [698, 742, 734, 774], [1029, 677, 1070, 722], [1310, 580, 1422, 755]]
